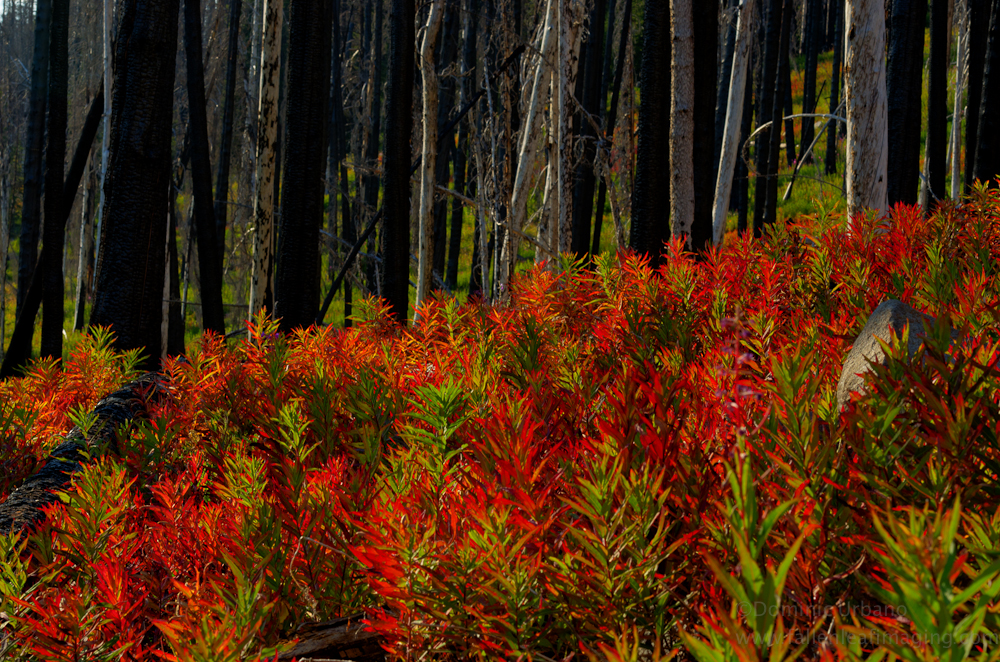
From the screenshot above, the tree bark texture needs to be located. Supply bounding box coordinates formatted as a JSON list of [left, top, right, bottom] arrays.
[[925, 0, 949, 207], [213, 0, 243, 269], [630, 0, 671, 261], [973, 0, 1000, 185], [763, 0, 791, 229], [416, 0, 444, 315], [713, 0, 755, 245], [825, 0, 843, 175], [90, 0, 179, 370], [248, 0, 283, 321], [183, 0, 225, 335], [886, 0, 927, 206], [669, 0, 694, 242], [274, 0, 332, 330], [555, 0, 585, 257], [447, 0, 478, 290], [73, 156, 96, 331], [951, 0, 967, 199], [690, 0, 717, 252], [592, 0, 631, 256], [752, 0, 782, 235], [362, 0, 384, 297], [4, 84, 104, 376], [18, 0, 51, 316], [95, 0, 112, 267], [845, 0, 888, 220], [800, 0, 820, 159], [714, 0, 738, 172], [41, 0, 68, 360], [965, 0, 989, 189], [570, 0, 607, 261], [432, 2, 459, 280], [508, 0, 556, 283], [382, 0, 415, 322]]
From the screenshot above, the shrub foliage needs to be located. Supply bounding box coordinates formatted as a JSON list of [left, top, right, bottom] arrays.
[[1, 191, 1000, 661]]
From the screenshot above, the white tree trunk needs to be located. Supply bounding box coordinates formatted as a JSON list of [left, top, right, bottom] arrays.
[[535, 162, 554, 265], [712, 0, 755, 246], [249, 0, 283, 320], [951, 0, 967, 199], [670, 0, 694, 243], [845, 0, 888, 223], [94, 0, 112, 269], [416, 0, 444, 318], [506, 0, 557, 285]]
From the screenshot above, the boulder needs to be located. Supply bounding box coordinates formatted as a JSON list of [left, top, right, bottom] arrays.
[[836, 299, 948, 411]]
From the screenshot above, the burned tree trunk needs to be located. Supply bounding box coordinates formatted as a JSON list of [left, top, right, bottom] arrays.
[[90, 0, 180, 369]]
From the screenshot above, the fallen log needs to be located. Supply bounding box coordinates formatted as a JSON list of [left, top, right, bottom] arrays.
[[0, 372, 167, 535], [277, 615, 386, 662]]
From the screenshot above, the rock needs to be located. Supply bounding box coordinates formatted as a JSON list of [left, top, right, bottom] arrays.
[[836, 299, 949, 411]]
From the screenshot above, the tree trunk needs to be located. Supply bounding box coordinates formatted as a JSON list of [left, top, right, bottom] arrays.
[[630, 0, 671, 260], [715, 0, 738, 172], [592, 0, 631, 256], [669, 0, 694, 242], [416, 0, 443, 315], [183, 0, 225, 335], [508, 0, 556, 280], [433, 2, 459, 280], [782, 60, 796, 166], [166, 186, 185, 356], [736, 55, 753, 227], [886, 0, 926, 206], [713, 0, 755, 245], [845, 0, 888, 221], [73, 152, 96, 331], [951, 0, 968, 199], [213, 0, 243, 271], [41, 0, 68, 360], [825, 0, 843, 175], [800, 0, 820, 160], [925, 0, 949, 208], [965, 0, 989, 190], [556, 0, 585, 255], [973, 0, 1000, 185], [690, 0, 717, 251], [382, 0, 415, 322], [570, 0, 607, 261], [275, 0, 332, 330], [446, 0, 478, 290], [362, 0, 384, 296], [94, 0, 112, 269], [18, 0, 51, 316], [328, 0, 349, 322], [90, 0, 179, 370], [763, 0, 791, 228], [248, 0, 283, 321], [752, 0, 782, 235]]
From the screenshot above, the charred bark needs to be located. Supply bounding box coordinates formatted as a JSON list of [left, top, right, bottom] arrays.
[[213, 0, 243, 270], [90, 0, 180, 370], [275, 0, 333, 330], [40, 0, 68, 359], [18, 0, 51, 316], [382, 0, 415, 322], [973, 0, 1000, 185], [631, 0, 671, 261], [183, 0, 225, 335]]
